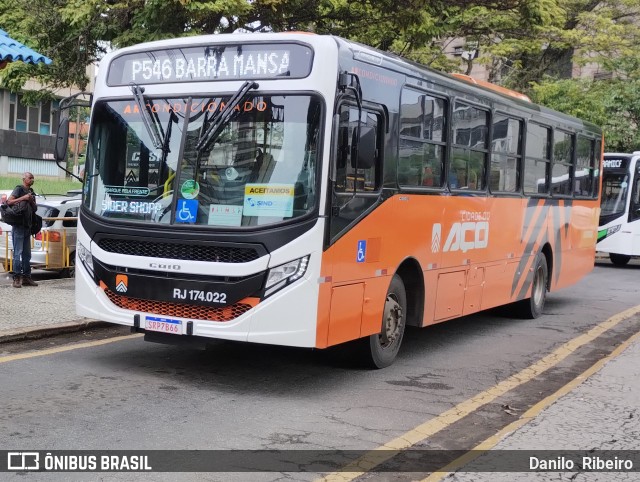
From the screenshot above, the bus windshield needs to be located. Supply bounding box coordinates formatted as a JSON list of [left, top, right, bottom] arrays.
[[83, 94, 322, 228], [600, 171, 629, 217]]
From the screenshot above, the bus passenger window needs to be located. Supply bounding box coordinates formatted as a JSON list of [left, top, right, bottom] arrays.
[[422, 165, 434, 186], [551, 130, 574, 196], [524, 123, 551, 194], [574, 136, 596, 197], [467, 170, 478, 189], [398, 88, 446, 188], [450, 102, 488, 190], [490, 115, 521, 192], [335, 106, 380, 193]]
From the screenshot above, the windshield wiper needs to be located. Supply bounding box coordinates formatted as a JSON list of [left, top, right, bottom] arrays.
[[130, 82, 163, 150], [195, 81, 259, 153], [159, 108, 177, 168]]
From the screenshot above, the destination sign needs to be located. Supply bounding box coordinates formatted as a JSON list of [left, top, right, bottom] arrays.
[[603, 158, 629, 169], [107, 43, 314, 86]]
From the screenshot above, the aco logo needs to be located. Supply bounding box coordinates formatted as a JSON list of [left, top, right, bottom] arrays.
[[432, 222, 489, 253]]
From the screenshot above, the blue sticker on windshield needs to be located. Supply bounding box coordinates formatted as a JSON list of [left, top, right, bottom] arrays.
[[176, 199, 198, 223]]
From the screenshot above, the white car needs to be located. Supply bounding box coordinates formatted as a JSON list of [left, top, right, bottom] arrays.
[[1, 193, 81, 277]]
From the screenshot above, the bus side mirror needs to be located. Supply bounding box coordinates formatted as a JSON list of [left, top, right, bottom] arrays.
[[353, 125, 376, 170], [54, 118, 70, 162]]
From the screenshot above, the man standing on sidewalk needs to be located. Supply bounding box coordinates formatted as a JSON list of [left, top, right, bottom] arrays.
[[6, 172, 39, 288]]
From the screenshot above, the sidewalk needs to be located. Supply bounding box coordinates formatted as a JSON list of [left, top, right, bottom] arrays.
[[0, 270, 104, 343], [444, 335, 640, 480]]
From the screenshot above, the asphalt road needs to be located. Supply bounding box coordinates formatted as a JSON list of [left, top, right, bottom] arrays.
[[1, 259, 639, 481]]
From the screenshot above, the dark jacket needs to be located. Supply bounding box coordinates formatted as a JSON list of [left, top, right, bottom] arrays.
[[10, 185, 36, 228]]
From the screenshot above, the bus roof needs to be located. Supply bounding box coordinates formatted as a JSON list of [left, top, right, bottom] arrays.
[[451, 73, 532, 103], [99, 32, 601, 135], [333, 35, 601, 134]]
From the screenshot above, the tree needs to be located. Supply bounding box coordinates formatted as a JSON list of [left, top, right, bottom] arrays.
[[480, 0, 640, 91], [531, 63, 640, 152], [2, 0, 640, 153], [0, 0, 569, 93], [0, 0, 254, 93]]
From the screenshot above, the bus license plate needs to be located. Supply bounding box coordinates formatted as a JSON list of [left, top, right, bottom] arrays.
[[145, 316, 183, 335]]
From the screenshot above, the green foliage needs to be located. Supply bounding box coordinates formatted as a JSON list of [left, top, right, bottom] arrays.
[[496, 0, 640, 91], [0, 177, 82, 196], [530, 76, 640, 152], [2, 0, 640, 153], [0, 0, 572, 88]]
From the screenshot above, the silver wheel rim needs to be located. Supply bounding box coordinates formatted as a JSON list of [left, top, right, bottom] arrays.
[[532, 265, 545, 307], [379, 293, 403, 349]]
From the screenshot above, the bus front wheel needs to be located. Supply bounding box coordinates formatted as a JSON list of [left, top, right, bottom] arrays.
[[516, 252, 548, 319], [362, 274, 407, 369], [609, 253, 631, 266]]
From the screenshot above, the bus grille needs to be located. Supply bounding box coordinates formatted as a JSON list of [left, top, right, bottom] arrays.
[[97, 238, 260, 263], [104, 289, 259, 322]]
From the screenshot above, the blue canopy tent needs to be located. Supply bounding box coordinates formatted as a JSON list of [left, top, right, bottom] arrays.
[[0, 28, 51, 68]]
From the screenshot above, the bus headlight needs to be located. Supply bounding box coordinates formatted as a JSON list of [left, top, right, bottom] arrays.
[[607, 224, 621, 236], [264, 255, 310, 298], [77, 241, 94, 277]]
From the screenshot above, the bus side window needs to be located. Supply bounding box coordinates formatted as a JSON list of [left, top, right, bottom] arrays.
[[398, 88, 446, 188], [450, 101, 488, 190], [632, 169, 640, 221], [335, 106, 380, 193]]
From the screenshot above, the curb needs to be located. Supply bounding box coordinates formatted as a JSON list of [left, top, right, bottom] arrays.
[[0, 319, 111, 344]]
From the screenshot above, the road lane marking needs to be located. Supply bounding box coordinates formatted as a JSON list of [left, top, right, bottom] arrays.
[[422, 327, 640, 481], [318, 304, 640, 482], [0, 333, 142, 364]]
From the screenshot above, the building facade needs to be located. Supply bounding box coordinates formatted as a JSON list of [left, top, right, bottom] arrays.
[[0, 69, 94, 180]]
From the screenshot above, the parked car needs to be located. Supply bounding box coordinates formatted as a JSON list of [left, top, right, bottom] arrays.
[[1, 194, 81, 278]]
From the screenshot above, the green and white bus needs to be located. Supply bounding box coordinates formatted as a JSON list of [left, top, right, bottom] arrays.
[[598, 152, 640, 266]]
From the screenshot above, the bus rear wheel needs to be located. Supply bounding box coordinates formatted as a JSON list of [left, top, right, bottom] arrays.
[[609, 253, 631, 266], [362, 275, 407, 369], [516, 252, 548, 319]]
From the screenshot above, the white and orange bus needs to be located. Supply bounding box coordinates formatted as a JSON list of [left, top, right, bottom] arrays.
[[55, 33, 603, 368]]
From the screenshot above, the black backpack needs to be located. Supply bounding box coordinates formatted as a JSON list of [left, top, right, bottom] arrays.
[[0, 202, 26, 226], [30, 212, 43, 235]]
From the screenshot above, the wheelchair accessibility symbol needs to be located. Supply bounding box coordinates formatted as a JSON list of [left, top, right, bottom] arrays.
[[356, 240, 366, 263], [176, 199, 198, 223]]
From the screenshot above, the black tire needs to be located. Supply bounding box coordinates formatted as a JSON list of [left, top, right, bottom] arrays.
[[361, 274, 407, 369], [516, 252, 548, 319], [609, 253, 631, 267]]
